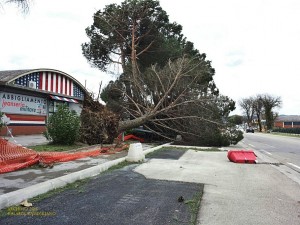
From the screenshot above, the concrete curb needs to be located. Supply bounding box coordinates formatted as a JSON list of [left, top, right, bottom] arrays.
[[0, 143, 169, 210], [143, 142, 171, 155]]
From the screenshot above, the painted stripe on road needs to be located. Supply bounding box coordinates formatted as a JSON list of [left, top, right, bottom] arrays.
[[288, 163, 300, 170], [262, 150, 272, 155], [249, 144, 255, 148], [264, 144, 276, 148]]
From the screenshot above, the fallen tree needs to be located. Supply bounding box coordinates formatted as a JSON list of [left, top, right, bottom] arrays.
[[80, 0, 241, 146], [81, 56, 241, 146]]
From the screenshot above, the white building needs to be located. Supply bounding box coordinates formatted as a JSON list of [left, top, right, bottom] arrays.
[[0, 69, 87, 135]]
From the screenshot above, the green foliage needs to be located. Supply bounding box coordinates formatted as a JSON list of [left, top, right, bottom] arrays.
[[28, 143, 87, 152], [173, 118, 243, 147], [222, 126, 244, 145], [82, 0, 201, 73], [228, 115, 243, 125], [100, 80, 124, 115], [46, 104, 80, 145]]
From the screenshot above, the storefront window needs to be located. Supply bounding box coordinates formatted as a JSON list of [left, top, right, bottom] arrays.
[[48, 100, 69, 116]]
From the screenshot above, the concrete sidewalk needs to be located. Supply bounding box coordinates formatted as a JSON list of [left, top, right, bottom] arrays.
[[1, 135, 300, 224], [135, 149, 300, 225], [4, 134, 49, 146]]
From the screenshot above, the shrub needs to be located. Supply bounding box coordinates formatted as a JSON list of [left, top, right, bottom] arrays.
[[272, 127, 300, 134], [222, 126, 244, 145], [46, 104, 81, 145]]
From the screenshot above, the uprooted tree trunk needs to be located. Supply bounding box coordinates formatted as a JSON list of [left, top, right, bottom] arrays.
[[80, 94, 119, 145], [118, 114, 150, 132]]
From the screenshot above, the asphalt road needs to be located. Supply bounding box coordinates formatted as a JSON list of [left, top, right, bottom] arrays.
[[241, 132, 300, 171], [0, 153, 203, 225]]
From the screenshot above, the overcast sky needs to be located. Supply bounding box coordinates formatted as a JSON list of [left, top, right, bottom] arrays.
[[1, 0, 299, 115]]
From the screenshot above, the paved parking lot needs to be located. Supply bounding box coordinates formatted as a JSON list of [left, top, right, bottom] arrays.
[[0, 164, 203, 225]]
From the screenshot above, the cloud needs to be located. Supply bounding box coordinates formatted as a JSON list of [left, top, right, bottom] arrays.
[[1, 0, 300, 115], [226, 59, 243, 67]]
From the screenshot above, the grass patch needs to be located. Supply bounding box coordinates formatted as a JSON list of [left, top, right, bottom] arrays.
[[28, 143, 88, 152], [171, 187, 203, 225], [185, 189, 203, 225], [104, 160, 141, 173], [31, 178, 90, 202]]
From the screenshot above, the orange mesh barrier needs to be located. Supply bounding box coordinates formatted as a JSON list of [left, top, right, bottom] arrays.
[[0, 137, 128, 174], [39, 150, 101, 164]]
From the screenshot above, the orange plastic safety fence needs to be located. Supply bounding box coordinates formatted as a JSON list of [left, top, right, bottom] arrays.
[[39, 150, 101, 164], [0, 137, 128, 174]]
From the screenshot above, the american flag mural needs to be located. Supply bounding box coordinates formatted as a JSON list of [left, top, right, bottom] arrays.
[[14, 72, 40, 88], [73, 84, 84, 98], [14, 71, 84, 98]]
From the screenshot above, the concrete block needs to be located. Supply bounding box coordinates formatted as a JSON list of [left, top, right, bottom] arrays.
[[126, 143, 145, 162]]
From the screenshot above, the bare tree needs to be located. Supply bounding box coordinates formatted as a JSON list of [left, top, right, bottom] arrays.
[[253, 95, 264, 132], [239, 97, 255, 127], [260, 94, 281, 130]]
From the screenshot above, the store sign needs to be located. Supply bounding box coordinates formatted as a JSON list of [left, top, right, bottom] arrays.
[[0, 92, 47, 115]]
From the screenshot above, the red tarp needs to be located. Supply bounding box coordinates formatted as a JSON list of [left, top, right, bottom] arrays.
[[118, 134, 145, 143]]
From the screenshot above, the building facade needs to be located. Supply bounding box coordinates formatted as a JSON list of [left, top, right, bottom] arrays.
[[274, 115, 300, 128], [0, 69, 87, 136]]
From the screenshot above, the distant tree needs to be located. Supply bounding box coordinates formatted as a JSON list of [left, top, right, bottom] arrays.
[[228, 115, 243, 125], [239, 97, 255, 126], [253, 95, 264, 132], [240, 94, 282, 132], [260, 94, 281, 130]]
